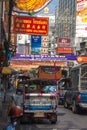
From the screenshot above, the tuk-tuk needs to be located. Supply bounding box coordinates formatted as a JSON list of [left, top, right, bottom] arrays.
[[21, 78, 58, 124]]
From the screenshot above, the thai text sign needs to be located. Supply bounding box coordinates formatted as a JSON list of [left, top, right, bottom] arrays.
[[13, 16, 49, 35], [11, 54, 77, 61], [56, 47, 73, 54], [31, 35, 41, 54]]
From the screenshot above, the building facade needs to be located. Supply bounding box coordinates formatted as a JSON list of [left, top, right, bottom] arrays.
[[55, 0, 76, 52]]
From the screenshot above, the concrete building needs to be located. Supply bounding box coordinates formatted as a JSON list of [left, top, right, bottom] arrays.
[[55, 0, 76, 50]]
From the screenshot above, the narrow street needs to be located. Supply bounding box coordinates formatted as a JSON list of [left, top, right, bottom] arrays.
[[0, 92, 87, 130], [1, 90, 87, 130], [19, 105, 87, 130]]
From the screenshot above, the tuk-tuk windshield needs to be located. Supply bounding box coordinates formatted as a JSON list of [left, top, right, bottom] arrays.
[[25, 78, 56, 93]]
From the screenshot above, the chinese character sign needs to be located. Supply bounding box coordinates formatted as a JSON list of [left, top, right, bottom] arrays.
[[13, 16, 49, 35]]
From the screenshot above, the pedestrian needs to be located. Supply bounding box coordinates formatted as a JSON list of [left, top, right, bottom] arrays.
[[7, 94, 23, 123]]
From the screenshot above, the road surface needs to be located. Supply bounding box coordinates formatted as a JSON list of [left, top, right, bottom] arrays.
[[18, 105, 87, 130]]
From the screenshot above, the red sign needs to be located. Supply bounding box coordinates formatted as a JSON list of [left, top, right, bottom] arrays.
[[77, 56, 87, 62], [56, 47, 73, 54], [13, 16, 49, 35], [58, 38, 70, 47]]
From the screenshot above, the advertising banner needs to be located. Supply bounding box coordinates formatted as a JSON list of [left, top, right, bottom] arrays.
[[76, 0, 87, 37], [58, 38, 70, 47], [13, 16, 49, 35], [11, 54, 77, 61], [31, 35, 41, 54]]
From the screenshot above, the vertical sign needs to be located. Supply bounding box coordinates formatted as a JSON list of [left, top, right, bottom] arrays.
[[31, 35, 41, 54], [76, 0, 87, 37]]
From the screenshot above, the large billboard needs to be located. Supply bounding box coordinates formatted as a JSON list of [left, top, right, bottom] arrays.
[[76, 0, 87, 37], [13, 16, 49, 35]]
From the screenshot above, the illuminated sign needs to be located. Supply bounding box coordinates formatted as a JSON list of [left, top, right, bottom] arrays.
[[13, 0, 52, 12], [11, 54, 77, 61], [77, 56, 87, 62], [13, 16, 49, 35], [10, 61, 68, 69]]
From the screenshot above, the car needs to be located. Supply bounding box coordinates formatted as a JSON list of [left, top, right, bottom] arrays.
[[64, 63, 87, 114]]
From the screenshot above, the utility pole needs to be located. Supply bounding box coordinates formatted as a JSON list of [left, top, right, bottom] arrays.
[[3, 0, 14, 66]]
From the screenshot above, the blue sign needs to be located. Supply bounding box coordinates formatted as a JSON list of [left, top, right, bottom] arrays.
[[31, 35, 41, 54], [11, 54, 77, 61]]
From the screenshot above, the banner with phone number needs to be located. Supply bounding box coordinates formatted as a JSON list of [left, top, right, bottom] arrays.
[[11, 54, 77, 61]]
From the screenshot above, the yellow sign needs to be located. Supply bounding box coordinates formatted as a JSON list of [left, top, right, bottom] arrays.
[[77, 56, 87, 63], [2, 67, 11, 75], [13, 0, 52, 12]]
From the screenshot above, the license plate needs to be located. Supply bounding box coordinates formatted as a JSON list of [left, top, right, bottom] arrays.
[[34, 112, 44, 117]]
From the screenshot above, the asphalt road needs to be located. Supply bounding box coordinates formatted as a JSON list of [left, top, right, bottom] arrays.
[[2, 91, 87, 130], [18, 105, 87, 130]]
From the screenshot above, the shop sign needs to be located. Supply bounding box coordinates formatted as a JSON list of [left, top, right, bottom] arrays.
[[13, 16, 49, 35], [56, 47, 73, 54]]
